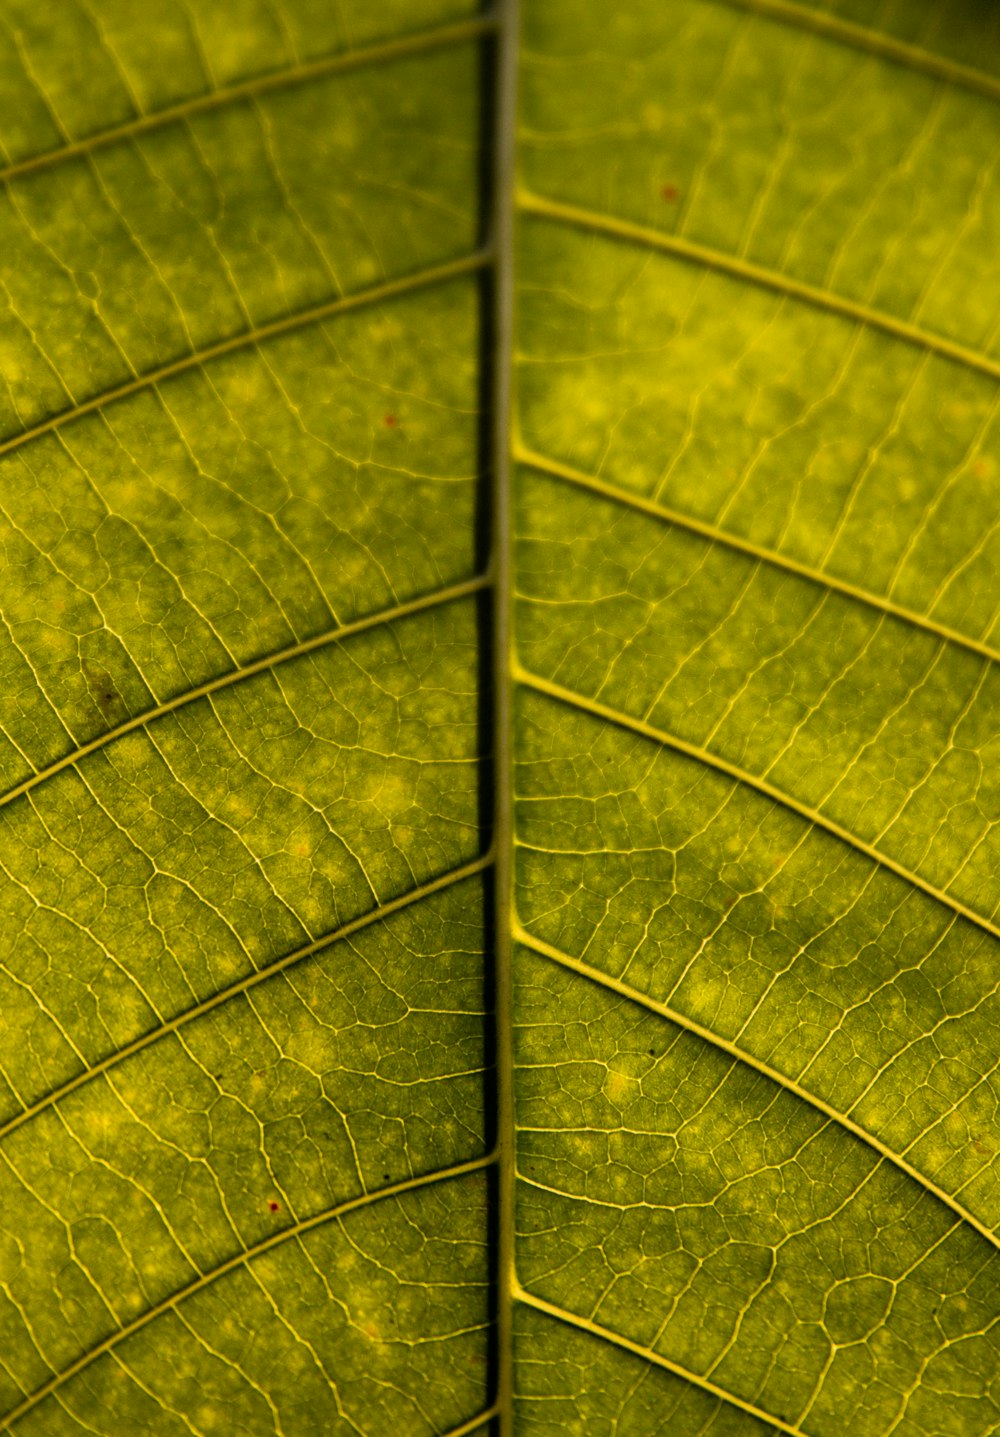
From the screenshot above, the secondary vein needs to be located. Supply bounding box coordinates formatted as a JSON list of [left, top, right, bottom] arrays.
[[517, 191, 1000, 385], [514, 1286, 809, 1436], [712, 0, 1000, 104], [0, 249, 492, 463], [515, 923, 1000, 1254], [513, 664, 1000, 946], [514, 444, 1000, 668], [0, 573, 489, 812], [442, 1405, 501, 1437], [0, 1151, 498, 1432], [0, 852, 493, 1147], [0, 13, 500, 188]]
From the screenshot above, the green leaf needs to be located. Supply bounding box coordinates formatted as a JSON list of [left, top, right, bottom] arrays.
[[0, 1, 999, 1433]]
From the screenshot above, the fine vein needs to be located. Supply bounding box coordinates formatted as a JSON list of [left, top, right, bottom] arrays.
[[0, 1152, 497, 1432], [514, 665, 1000, 946], [515, 923, 1000, 1253]]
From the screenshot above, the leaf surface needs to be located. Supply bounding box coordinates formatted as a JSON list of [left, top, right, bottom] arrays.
[[0, 1, 999, 1434]]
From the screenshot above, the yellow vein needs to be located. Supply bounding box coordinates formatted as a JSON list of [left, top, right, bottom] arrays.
[[515, 445, 1000, 668], [0, 851, 493, 1147], [0, 14, 499, 187], [0, 248, 491, 463], [490, 3, 521, 1435], [517, 191, 1000, 385], [0, 1151, 497, 1433], [514, 1287, 808, 1437], [0, 572, 490, 812], [443, 1406, 500, 1437], [514, 665, 1000, 946], [713, 0, 1000, 105], [515, 923, 1000, 1254]]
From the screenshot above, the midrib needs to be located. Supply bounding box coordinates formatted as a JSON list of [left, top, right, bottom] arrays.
[[487, 2, 520, 1434]]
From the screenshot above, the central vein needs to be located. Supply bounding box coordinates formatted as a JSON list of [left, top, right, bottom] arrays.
[[488, 0, 521, 1432]]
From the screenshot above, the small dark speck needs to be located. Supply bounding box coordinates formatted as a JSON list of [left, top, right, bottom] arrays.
[[648, 1049, 655, 1057], [382, 1173, 391, 1182], [84, 662, 125, 721], [268, 1200, 280, 1212]]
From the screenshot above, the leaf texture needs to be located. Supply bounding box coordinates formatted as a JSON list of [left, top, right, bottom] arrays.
[[0, 0, 999, 1434]]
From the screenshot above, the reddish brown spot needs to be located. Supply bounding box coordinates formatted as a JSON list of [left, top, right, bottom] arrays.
[[384, 414, 397, 427], [269, 1200, 280, 1212], [661, 184, 679, 202], [974, 1140, 992, 1155], [974, 459, 989, 478]]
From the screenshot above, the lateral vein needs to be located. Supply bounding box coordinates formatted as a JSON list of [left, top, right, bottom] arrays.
[[514, 444, 1000, 667], [514, 1286, 809, 1436], [0, 1151, 498, 1432], [0, 249, 492, 462], [711, 0, 1000, 104], [514, 923, 1000, 1253], [441, 1405, 501, 1437], [517, 191, 1000, 384], [0, 572, 490, 812], [0, 852, 493, 1147], [513, 664, 1000, 946], [0, 13, 499, 187]]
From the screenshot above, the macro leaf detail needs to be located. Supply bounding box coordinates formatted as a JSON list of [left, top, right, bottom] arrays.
[[0, 0, 999, 1434]]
